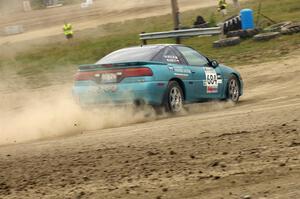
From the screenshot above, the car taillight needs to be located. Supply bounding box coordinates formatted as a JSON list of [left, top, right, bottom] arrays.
[[122, 67, 153, 78], [74, 67, 153, 82], [74, 71, 95, 81]]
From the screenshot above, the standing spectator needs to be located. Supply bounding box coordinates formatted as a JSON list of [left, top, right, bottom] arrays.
[[63, 21, 74, 40], [218, 0, 228, 17]]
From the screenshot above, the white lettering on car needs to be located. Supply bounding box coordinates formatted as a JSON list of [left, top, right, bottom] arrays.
[[168, 66, 191, 78], [164, 55, 180, 63]]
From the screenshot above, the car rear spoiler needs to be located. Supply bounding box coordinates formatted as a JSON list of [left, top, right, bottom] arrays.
[[78, 61, 165, 71]]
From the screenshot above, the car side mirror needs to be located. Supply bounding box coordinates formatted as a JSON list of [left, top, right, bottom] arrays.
[[210, 60, 219, 68]]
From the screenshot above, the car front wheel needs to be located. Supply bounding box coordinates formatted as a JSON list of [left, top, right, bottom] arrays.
[[227, 75, 240, 103]]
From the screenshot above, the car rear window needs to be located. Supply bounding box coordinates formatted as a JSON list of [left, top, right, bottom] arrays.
[[96, 46, 164, 64]]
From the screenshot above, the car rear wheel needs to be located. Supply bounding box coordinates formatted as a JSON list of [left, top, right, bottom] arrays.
[[227, 76, 240, 103], [163, 81, 184, 113]]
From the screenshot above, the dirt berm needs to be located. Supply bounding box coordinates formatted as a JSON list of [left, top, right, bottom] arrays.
[[0, 50, 300, 198]]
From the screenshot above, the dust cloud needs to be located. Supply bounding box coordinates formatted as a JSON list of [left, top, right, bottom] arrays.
[[0, 78, 156, 145], [0, 76, 234, 146], [0, 69, 236, 146]]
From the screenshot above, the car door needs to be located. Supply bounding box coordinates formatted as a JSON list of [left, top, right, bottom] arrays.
[[173, 46, 224, 99], [152, 47, 195, 101]]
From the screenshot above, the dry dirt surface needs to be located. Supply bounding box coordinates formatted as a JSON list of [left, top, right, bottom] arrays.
[[0, 50, 300, 199]]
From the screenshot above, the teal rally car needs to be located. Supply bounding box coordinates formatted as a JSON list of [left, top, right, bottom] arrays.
[[72, 44, 243, 112]]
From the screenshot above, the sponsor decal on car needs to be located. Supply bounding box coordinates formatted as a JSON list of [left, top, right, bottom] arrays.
[[168, 65, 191, 78], [164, 55, 180, 63], [174, 73, 189, 77], [168, 66, 175, 71], [203, 67, 222, 93]]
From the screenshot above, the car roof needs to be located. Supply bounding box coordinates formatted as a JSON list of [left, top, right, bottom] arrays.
[[123, 44, 185, 50]]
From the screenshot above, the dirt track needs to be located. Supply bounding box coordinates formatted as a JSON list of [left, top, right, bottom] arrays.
[[0, 48, 299, 198]]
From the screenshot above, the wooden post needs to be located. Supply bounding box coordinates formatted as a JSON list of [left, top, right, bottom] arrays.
[[255, 0, 262, 26], [140, 32, 147, 45], [170, 0, 180, 30], [170, 0, 181, 44]]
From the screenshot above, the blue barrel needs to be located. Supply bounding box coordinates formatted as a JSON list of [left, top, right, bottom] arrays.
[[240, 9, 255, 30]]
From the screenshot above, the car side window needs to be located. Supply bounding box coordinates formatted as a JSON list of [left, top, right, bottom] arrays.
[[152, 47, 181, 64], [175, 46, 209, 66]]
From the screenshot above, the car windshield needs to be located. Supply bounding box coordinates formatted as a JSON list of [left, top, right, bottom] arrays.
[[96, 46, 164, 64]]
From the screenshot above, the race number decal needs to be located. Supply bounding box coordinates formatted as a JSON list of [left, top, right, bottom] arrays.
[[203, 67, 220, 93]]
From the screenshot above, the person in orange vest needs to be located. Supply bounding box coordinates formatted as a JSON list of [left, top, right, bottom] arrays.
[[63, 22, 74, 40], [218, 0, 228, 16]]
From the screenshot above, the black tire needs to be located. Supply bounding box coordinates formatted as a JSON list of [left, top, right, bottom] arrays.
[[281, 23, 300, 35], [226, 30, 241, 37], [264, 21, 292, 32], [223, 15, 242, 34], [226, 29, 260, 38], [226, 75, 240, 103], [213, 37, 241, 48], [281, 29, 293, 35], [283, 27, 300, 35], [253, 32, 280, 41], [162, 81, 184, 113], [246, 28, 260, 37]]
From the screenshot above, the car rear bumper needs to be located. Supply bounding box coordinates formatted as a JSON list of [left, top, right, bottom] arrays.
[[72, 81, 167, 107]]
